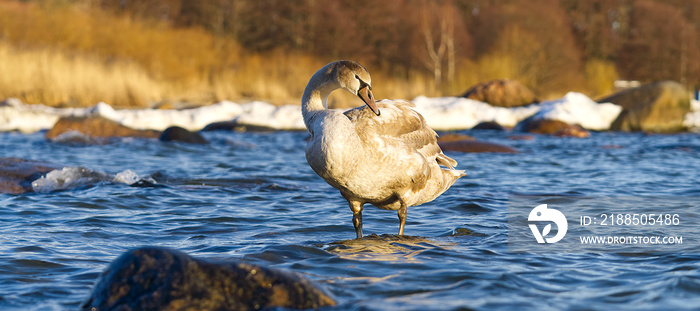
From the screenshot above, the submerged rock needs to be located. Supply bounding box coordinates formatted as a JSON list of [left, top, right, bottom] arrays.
[[0, 157, 61, 194], [472, 121, 506, 131], [81, 247, 336, 311], [437, 133, 476, 142], [516, 118, 590, 138], [438, 138, 517, 153], [46, 116, 160, 141], [508, 135, 535, 141], [461, 79, 538, 107], [601, 81, 690, 133], [159, 126, 208, 144], [202, 120, 278, 132]]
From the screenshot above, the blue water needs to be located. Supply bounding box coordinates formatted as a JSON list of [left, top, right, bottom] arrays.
[[1, 130, 700, 310]]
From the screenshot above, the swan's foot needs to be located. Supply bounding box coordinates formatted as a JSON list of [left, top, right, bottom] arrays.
[[350, 201, 363, 239], [397, 202, 407, 236]]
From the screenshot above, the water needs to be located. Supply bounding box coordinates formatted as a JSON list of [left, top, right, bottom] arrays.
[[1, 130, 699, 310]]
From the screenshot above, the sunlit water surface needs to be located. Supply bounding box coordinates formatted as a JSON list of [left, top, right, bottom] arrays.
[[1, 130, 699, 310]]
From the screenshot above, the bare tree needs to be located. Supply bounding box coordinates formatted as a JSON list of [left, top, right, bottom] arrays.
[[419, 0, 456, 91]]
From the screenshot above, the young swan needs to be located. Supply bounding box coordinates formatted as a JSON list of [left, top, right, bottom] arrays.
[[302, 60, 465, 239]]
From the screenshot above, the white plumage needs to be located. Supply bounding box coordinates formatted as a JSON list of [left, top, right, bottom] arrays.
[[302, 60, 465, 238]]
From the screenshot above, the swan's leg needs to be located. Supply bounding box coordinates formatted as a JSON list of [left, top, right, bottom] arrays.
[[398, 201, 407, 236], [349, 201, 363, 239]]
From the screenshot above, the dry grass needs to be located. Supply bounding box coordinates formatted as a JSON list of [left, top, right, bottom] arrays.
[[0, 42, 169, 107], [0, 1, 613, 109], [0, 1, 454, 108], [583, 59, 619, 99]]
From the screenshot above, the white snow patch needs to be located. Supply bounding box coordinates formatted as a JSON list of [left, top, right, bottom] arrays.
[[0, 92, 642, 133], [683, 99, 700, 130], [411, 96, 539, 130], [412, 92, 622, 131]]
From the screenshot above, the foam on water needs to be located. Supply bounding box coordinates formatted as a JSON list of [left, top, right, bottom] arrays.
[[31, 167, 151, 193]]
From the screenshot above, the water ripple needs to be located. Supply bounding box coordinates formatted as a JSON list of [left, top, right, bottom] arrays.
[[0, 131, 699, 309]]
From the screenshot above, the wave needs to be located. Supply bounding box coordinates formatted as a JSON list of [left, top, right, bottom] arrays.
[[31, 167, 156, 193]]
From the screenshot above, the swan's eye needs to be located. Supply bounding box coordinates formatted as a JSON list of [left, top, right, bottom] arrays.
[[354, 74, 360, 80]]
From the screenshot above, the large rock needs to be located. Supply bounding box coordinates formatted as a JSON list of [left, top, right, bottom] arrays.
[[461, 79, 538, 107], [0, 158, 60, 194], [516, 118, 590, 138], [601, 81, 690, 133], [81, 247, 336, 311], [45, 116, 160, 140]]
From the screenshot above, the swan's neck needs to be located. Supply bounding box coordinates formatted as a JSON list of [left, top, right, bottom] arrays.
[[301, 71, 339, 128]]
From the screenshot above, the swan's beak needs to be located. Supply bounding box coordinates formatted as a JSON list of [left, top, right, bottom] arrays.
[[358, 86, 380, 116]]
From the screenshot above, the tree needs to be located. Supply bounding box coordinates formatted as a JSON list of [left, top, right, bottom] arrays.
[[617, 0, 698, 85], [469, 0, 582, 95]]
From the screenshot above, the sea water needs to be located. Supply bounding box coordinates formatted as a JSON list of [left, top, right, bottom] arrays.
[[0, 130, 699, 310]]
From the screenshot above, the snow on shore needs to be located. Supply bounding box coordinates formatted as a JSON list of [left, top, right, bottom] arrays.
[[519, 92, 622, 131], [0, 92, 631, 133], [683, 99, 700, 131]]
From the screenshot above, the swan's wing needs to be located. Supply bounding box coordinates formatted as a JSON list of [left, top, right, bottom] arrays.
[[345, 99, 457, 168]]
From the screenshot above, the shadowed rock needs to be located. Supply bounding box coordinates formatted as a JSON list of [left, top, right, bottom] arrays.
[[0, 157, 60, 194], [601, 81, 690, 133], [81, 247, 336, 311], [46, 116, 160, 140], [159, 126, 208, 144], [461, 79, 538, 107]]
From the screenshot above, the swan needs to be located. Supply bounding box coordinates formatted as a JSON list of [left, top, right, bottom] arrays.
[[302, 60, 465, 239]]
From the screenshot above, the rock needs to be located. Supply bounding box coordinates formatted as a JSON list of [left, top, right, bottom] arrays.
[[508, 135, 535, 141], [516, 118, 590, 138], [437, 133, 516, 153], [152, 100, 176, 110], [46, 116, 160, 140], [81, 247, 336, 311], [461, 79, 538, 107], [601, 81, 690, 133], [472, 121, 505, 131], [0, 158, 60, 194], [438, 140, 518, 153], [159, 126, 208, 144], [202, 121, 277, 132], [551, 125, 591, 138]]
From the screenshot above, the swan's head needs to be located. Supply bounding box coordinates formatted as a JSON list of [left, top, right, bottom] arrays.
[[333, 61, 380, 116]]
